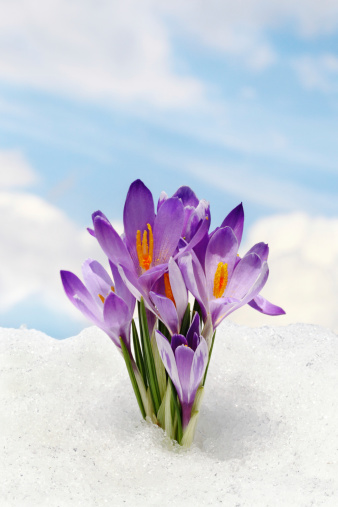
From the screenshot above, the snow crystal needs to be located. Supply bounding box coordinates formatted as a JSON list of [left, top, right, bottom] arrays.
[[1, 322, 337, 506]]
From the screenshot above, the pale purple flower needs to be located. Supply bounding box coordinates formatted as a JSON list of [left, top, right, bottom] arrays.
[[179, 226, 273, 331], [149, 257, 188, 335], [155, 313, 208, 429], [60, 259, 135, 351]]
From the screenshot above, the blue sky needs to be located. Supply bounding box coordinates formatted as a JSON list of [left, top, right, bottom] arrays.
[[1, 0, 338, 337]]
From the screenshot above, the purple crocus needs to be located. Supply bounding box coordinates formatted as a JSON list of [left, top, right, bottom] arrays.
[[91, 180, 186, 307], [60, 259, 135, 351], [149, 257, 188, 335], [158, 185, 211, 253], [155, 313, 208, 429], [179, 226, 275, 335]]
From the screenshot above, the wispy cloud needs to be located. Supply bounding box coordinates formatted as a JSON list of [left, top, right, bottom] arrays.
[[0, 149, 38, 189], [175, 158, 338, 214], [293, 54, 338, 93], [0, 0, 204, 108]]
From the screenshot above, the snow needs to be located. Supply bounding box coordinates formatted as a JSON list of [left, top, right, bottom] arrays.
[[1, 322, 338, 506]]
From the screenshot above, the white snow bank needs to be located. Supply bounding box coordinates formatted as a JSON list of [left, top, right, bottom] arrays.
[[1, 323, 338, 506]]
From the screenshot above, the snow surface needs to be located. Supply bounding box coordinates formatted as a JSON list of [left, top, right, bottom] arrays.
[[1, 322, 338, 506]]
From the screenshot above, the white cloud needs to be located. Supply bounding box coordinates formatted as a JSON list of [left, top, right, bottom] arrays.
[[229, 212, 338, 333], [293, 54, 338, 93], [1, 0, 338, 109], [0, 189, 122, 319], [0, 149, 38, 189], [0, 0, 203, 109]]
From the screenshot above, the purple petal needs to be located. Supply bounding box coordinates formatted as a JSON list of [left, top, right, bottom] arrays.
[[123, 180, 155, 269], [149, 291, 179, 335], [172, 186, 199, 207], [248, 294, 285, 315], [205, 226, 238, 298], [191, 332, 200, 351], [138, 263, 168, 292], [153, 197, 184, 265], [214, 262, 269, 327], [245, 242, 269, 261], [221, 203, 244, 245], [226, 253, 262, 300], [168, 258, 188, 325], [82, 259, 112, 303], [92, 210, 110, 222], [178, 252, 208, 319], [103, 291, 130, 329], [109, 261, 135, 315], [155, 330, 182, 400], [94, 216, 133, 270], [103, 292, 131, 347], [117, 264, 147, 302], [171, 334, 188, 353], [175, 344, 194, 404], [186, 312, 200, 349], [157, 191, 168, 212], [189, 337, 208, 401], [60, 270, 101, 325]]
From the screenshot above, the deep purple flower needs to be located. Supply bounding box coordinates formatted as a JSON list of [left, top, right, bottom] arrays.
[[92, 180, 185, 306], [158, 185, 211, 258], [155, 313, 208, 429], [60, 259, 135, 351], [179, 226, 273, 334]]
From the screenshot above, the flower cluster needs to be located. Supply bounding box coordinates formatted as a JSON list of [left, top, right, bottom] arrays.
[[61, 180, 284, 446]]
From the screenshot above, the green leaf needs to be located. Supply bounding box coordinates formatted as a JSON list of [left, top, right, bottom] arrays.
[[203, 330, 216, 386], [169, 379, 183, 444], [179, 302, 191, 336], [192, 298, 203, 322], [138, 298, 161, 413], [151, 333, 167, 400], [119, 337, 146, 419], [181, 412, 200, 448], [164, 380, 174, 439], [132, 319, 147, 388], [191, 385, 204, 414]]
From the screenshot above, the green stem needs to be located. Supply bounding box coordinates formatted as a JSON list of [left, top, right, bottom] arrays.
[[202, 330, 216, 386]]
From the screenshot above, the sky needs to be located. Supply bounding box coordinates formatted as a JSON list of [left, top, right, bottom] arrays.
[[0, 0, 338, 338]]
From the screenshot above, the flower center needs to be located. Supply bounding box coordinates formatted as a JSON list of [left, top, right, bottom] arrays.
[[164, 272, 176, 306], [136, 224, 153, 271], [213, 262, 228, 298], [98, 285, 115, 304]]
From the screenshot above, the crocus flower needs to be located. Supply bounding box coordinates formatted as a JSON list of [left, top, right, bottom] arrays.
[[91, 180, 185, 308], [158, 185, 211, 252], [60, 259, 135, 352], [155, 313, 208, 429], [149, 257, 188, 335], [178, 226, 272, 338]]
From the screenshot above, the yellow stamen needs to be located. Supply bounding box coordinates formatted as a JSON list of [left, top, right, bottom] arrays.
[[136, 223, 153, 271], [213, 262, 228, 298], [99, 286, 115, 304], [164, 272, 176, 306]]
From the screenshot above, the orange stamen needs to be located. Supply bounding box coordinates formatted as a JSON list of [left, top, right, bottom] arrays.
[[136, 223, 153, 271], [98, 294, 105, 304], [164, 272, 176, 306], [213, 262, 228, 298]]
